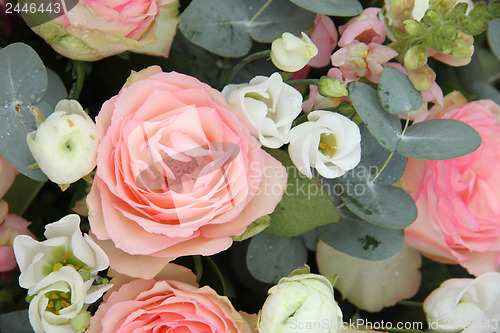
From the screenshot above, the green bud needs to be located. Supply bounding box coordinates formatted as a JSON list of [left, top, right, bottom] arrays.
[[439, 40, 453, 54], [453, 14, 471, 30], [463, 19, 489, 35], [404, 20, 427, 36], [451, 38, 472, 59], [470, 2, 487, 16], [404, 44, 429, 70], [318, 76, 348, 98], [424, 9, 442, 25], [441, 25, 458, 41], [71, 310, 91, 333], [489, 1, 500, 18], [450, 2, 469, 17]]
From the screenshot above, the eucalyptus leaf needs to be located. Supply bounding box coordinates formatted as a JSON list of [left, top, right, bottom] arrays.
[[348, 82, 402, 151], [337, 125, 406, 185], [340, 183, 417, 229], [246, 233, 308, 284], [378, 67, 422, 115], [318, 209, 404, 260], [0, 43, 48, 181], [487, 19, 500, 61], [397, 119, 482, 160], [264, 149, 340, 237], [0, 310, 34, 333], [289, 0, 362, 16], [179, 0, 315, 57], [3, 174, 45, 216]]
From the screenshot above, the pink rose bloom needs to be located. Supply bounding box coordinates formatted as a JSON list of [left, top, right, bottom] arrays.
[[308, 14, 338, 68], [30, 0, 180, 61], [331, 41, 398, 83], [402, 92, 500, 276], [88, 66, 287, 279], [303, 68, 349, 113], [338, 8, 386, 47], [87, 271, 253, 333], [0, 207, 35, 279], [0, 154, 17, 199]]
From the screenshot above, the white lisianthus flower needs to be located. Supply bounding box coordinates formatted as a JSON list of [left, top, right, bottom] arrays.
[[28, 266, 109, 333], [222, 73, 303, 148], [424, 272, 500, 333], [27, 99, 98, 185], [13, 214, 109, 290], [257, 273, 343, 333], [271, 32, 318, 72], [288, 111, 361, 179]]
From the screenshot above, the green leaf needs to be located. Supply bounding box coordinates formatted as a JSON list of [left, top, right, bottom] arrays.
[[337, 125, 406, 185], [397, 119, 482, 160], [318, 209, 404, 260], [0, 310, 33, 333], [264, 149, 340, 237], [179, 0, 315, 57], [3, 174, 45, 216], [348, 82, 402, 151], [378, 67, 422, 115], [289, 0, 362, 16], [246, 233, 308, 283], [0, 43, 49, 181], [288, 264, 310, 277], [487, 19, 500, 61], [232, 215, 270, 241], [340, 183, 417, 229]]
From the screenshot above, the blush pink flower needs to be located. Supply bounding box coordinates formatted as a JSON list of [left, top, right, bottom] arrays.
[[0, 207, 35, 279], [308, 14, 338, 68], [338, 8, 386, 47], [331, 41, 398, 83], [87, 268, 253, 333], [87, 66, 287, 279], [401, 92, 500, 276], [0, 154, 17, 199]]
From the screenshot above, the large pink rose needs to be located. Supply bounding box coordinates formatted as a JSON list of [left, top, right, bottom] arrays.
[[87, 269, 253, 333], [29, 0, 179, 61], [88, 66, 287, 278], [402, 92, 500, 276]]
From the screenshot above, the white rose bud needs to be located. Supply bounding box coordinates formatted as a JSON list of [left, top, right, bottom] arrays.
[[222, 73, 303, 148], [27, 99, 98, 185], [424, 272, 500, 333], [271, 32, 318, 72], [257, 273, 343, 333], [288, 111, 361, 179], [27, 266, 102, 333], [13, 214, 109, 290]]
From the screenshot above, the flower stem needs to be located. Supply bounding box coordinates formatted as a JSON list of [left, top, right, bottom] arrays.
[[225, 50, 271, 84], [68, 61, 91, 100], [285, 79, 320, 86]]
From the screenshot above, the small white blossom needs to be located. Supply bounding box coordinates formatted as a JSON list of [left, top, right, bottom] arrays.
[[257, 273, 343, 333], [27, 99, 98, 185], [271, 32, 318, 72], [222, 73, 302, 148], [288, 111, 361, 179]]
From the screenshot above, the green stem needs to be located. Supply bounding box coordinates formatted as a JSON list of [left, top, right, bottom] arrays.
[[285, 79, 320, 86], [193, 255, 203, 282], [398, 300, 424, 307], [225, 50, 271, 84], [249, 0, 273, 23], [370, 112, 411, 182], [68, 61, 90, 100]]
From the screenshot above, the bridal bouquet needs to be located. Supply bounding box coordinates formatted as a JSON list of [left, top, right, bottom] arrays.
[[1, 0, 499, 332]]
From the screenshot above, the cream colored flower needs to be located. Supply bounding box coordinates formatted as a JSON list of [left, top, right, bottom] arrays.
[[271, 32, 318, 72], [222, 73, 302, 148], [288, 111, 361, 179], [27, 99, 98, 185]]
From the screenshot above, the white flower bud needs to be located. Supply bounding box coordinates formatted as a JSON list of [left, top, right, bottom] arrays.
[[27, 99, 98, 185], [257, 273, 343, 333], [271, 32, 318, 72], [288, 111, 361, 179], [424, 272, 500, 333], [222, 73, 302, 148]]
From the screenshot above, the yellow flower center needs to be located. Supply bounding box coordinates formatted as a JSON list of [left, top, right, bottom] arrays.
[[45, 290, 72, 315], [318, 133, 337, 158]]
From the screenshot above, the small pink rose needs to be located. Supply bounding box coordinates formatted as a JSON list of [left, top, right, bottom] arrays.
[[402, 92, 500, 276], [87, 269, 253, 333], [338, 8, 386, 47], [308, 14, 338, 68], [88, 66, 287, 279]]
